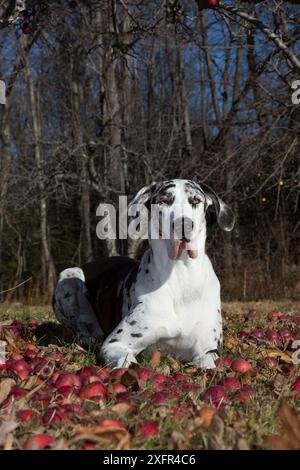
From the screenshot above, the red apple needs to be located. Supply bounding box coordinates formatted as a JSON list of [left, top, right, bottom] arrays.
[[279, 329, 294, 342], [292, 377, 300, 391], [78, 366, 96, 379], [136, 421, 158, 438], [234, 386, 253, 402], [216, 357, 233, 367], [250, 329, 265, 340], [94, 367, 111, 382], [60, 404, 87, 416], [248, 308, 257, 317], [268, 311, 282, 321], [56, 385, 77, 397], [152, 391, 173, 404], [8, 387, 28, 400], [23, 434, 54, 450], [55, 372, 82, 391], [218, 376, 241, 390], [202, 386, 228, 408], [16, 409, 36, 423], [237, 331, 248, 340], [266, 330, 281, 343], [79, 382, 107, 399], [24, 349, 37, 359], [109, 383, 128, 395], [82, 375, 102, 386], [137, 368, 156, 382], [110, 368, 128, 381], [173, 373, 189, 382], [43, 407, 64, 424], [231, 359, 252, 374], [7, 359, 29, 373]]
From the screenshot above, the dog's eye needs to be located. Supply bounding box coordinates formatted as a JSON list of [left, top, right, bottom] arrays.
[[158, 196, 170, 205], [190, 196, 201, 207]]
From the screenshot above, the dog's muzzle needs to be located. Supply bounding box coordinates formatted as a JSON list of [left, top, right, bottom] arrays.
[[169, 217, 198, 260]]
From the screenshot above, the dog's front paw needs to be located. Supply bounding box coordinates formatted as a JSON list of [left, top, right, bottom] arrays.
[[114, 353, 137, 369], [193, 351, 218, 369], [100, 343, 137, 369]]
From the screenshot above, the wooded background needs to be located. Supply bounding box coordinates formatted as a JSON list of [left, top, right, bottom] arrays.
[[0, 0, 299, 302]]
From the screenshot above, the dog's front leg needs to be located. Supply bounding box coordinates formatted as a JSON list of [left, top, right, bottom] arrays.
[[100, 302, 170, 369]]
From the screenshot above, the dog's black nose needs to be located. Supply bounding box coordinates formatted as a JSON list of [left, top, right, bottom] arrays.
[[172, 217, 194, 241]]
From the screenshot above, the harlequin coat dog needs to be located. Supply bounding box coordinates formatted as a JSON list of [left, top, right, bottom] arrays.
[[53, 179, 235, 369]]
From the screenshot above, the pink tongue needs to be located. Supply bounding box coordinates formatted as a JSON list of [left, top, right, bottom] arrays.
[[171, 241, 198, 260], [171, 240, 183, 260]]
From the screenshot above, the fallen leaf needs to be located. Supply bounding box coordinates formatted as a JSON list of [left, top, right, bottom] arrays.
[[197, 407, 216, 428], [150, 350, 161, 368], [258, 349, 293, 363], [110, 402, 133, 416], [208, 414, 226, 450], [265, 401, 300, 450], [0, 415, 18, 447], [73, 422, 130, 450], [0, 378, 16, 405], [167, 355, 180, 371], [224, 336, 238, 352], [171, 431, 190, 450]]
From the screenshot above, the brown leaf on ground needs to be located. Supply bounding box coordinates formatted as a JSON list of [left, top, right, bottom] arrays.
[[224, 336, 238, 352], [208, 414, 226, 450], [150, 349, 161, 368], [0, 414, 18, 448], [171, 431, 190, 450], [110, 402, 134, 416], [265, 401, 300, 450], [0, 378, 16, 405], [1, 330, 21, 354], [167, 355, 180, 371], [73, 422, 130, 450], [258, 348, 293, 363], [197, 407, 216, 428]]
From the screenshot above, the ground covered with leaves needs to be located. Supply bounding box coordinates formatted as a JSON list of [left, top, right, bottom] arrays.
[[0, 301, 300, 450]]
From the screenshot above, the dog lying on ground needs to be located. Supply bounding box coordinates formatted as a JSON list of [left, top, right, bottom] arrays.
[[53, 179, 235, 369]]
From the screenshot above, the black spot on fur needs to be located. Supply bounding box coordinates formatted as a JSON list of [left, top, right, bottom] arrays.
[[131, 333, 142, 338], [213, 328, 217, 332], [145, 269, 149, 274], [108, 338, 118, 343], [129, 320, 137, 326], [116, 329, 123, 334]]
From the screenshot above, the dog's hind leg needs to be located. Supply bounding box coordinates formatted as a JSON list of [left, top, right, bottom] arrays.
[[52, 268, 104, 354]]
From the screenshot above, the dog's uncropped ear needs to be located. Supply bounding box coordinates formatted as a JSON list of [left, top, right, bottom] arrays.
[[199, 182, 235, 232], [128, 182, 158, 210]]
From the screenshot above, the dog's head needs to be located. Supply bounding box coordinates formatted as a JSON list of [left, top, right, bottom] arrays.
[[129, 179, 235, 260]]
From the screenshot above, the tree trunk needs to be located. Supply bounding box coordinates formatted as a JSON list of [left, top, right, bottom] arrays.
[[25, 55, 56, 293], [71, 51, 93, 263]]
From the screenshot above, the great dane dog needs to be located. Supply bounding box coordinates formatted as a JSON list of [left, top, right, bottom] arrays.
[[53, 179, 235, 369]]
